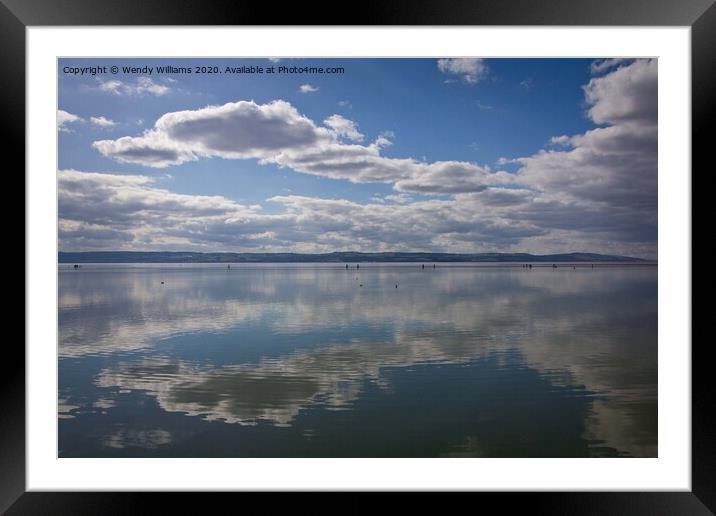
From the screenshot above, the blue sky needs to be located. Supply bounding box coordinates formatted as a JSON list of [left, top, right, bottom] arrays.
[[58, 58, 657, 257]]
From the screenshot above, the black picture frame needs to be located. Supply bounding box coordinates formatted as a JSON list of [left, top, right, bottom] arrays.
[[7, 0, 707, 512]]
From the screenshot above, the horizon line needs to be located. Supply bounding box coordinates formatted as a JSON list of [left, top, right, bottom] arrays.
[[58, 250, 656, 262]]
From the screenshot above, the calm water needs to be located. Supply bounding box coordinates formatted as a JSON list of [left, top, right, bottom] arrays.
[[58, 263, 657, 457]]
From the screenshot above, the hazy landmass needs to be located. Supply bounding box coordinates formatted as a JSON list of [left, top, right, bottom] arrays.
[[58, 251, 650, 264]]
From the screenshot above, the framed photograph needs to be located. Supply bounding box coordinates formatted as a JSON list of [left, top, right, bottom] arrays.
[[9, 0, 707, 511]]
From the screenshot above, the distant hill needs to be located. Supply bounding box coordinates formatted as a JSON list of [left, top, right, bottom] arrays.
[[58, 251, 650, 263]]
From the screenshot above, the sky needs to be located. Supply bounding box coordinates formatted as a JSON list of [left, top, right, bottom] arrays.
[[57, 58, 657, 258]]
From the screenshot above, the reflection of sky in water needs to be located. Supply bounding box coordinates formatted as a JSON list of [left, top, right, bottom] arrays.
[[58, 264, 657, 457]]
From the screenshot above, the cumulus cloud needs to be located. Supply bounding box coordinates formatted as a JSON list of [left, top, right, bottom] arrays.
[[516, 59, 657, 210], [93, 100, 331, 168], [58, 169, 266, 250], [59, 111, 118, 132], [90, 116, 117, 127], [324, 114, 364, 142], [437, 58, 488, 84], [393, 162, 512, 194], [299, 84, 318, 93], [384, 194, 413, 204], [548, 135, 572, 147], [58, 110, 83, 132], [92, 100, 510, 195], [506, 58, 657, 255], [68, 58, 657, 258], [590, 58, 631, 74], [58, 169, 534, 253], [59, 166, 650, 257], [583, 58, 657, 125], [97, 77, 170, 96]]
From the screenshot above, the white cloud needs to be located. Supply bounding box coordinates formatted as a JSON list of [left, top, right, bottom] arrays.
[[548, 135, 572, 147], [57, 169, 531, 253], [59, 164, 653, 258], [299, 84, 318, 93], [393, 162, 512, 194], [590, 58, 631, 74], [58, 169, 270, 251], [512, 59, 657, 247], [323, 114, 364, 142], [58, 110, 83, 132], [93, 100, 332, 168], [90, 116, 117, 127], [98, 79, 123, 94], [437, 58, 488, 84], [384, 194, 413, 204], [76, 59, 657, 257], [92, 100, 509, 195], [97, 76, 170, 96], [583, 58, 657, 125]]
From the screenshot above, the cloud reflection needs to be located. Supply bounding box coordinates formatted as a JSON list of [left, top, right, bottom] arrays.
[[60, 265, 657, 456]]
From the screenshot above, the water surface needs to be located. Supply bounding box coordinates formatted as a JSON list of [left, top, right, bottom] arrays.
[[58, 263, 657, 457]]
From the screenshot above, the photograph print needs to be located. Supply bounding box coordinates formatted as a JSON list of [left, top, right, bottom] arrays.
[[57, 57, 657, 458]]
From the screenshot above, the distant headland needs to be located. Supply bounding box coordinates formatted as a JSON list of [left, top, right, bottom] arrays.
[[58, 251, 652, 264]]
